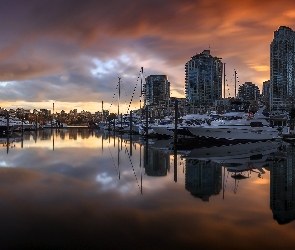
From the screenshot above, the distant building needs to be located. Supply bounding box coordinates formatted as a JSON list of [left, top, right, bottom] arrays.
[[185, 50, 223, 106], [144, 75, 170, 106], [40, 109, 51, 115], [237, 82, 260, 101], [270, 26, 295, 111]]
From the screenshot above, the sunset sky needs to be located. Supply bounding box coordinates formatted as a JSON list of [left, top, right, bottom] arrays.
[[1, 0, 295, 114]]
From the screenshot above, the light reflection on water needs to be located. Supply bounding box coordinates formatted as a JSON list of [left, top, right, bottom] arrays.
[[0, 128, 295, 249]]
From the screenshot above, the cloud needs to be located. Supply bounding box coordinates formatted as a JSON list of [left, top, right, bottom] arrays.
[[0, 0, 295, 112]]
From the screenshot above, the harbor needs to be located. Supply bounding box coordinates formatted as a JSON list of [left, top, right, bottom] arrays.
[[2, 1, 295, 249]]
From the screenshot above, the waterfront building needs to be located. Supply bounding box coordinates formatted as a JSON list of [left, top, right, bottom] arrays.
[[262, 80, 271, 104], [185, 50, 223, 107], [214, 98, 231, 113], [270, 26, 295, 111], [144, 75, 170, 106], [146, 96, 187, 118], [40, 109, 51, 115], [237, 82, 260, 101]]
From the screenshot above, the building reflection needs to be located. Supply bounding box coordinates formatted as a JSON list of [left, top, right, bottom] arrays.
[[8, 128, 295, 223], [144, 147, 170, 176], [185, 159, 222, 201], [12, 128, 109, 142], [270, 143, 295, 224]]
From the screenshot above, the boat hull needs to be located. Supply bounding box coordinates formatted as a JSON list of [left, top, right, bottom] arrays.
[[187, 126, 280, 141]]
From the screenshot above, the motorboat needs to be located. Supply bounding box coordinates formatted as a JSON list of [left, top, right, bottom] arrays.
[[0, 121, 12, 136], [187, 126, 281, 141], [185, 106, 287, 141], [150, 118, 203, 138], [150, 123, 175, 137], [0, 115, 35, 131], [138, 123, 156, 136], [43, 119, 67, 128]]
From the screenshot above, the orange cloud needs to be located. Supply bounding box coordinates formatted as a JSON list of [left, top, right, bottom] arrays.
[[1, 0, 295, 112]]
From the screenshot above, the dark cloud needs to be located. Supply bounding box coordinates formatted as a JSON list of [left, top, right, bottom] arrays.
[[0, 0, 295, 111]]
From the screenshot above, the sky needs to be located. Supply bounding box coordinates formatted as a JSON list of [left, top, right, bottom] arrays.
[[1, 0, 295, 114]]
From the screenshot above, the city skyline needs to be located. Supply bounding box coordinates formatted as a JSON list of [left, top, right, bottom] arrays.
[[1, 0, 295, 113]]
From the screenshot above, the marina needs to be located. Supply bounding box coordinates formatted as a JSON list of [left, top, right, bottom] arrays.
[[1, 128, 295, 248], [2, 1, 295, 248]]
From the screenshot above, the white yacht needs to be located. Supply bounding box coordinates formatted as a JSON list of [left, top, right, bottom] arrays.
[[43, 119, 67, 128], [0, 115, 35, 131], [185, 106, 288, 141], [150, 115, 205, 137], [150, 123, 175, 137]]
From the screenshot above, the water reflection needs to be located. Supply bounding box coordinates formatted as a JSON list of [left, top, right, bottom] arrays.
[[1, 129, 295, 248], [144, 147, 170, 176], [270, 143, 295, 225], [185, 159, 222, 201]]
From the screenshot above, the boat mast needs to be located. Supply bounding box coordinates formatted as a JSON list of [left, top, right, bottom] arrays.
[[234, 69, 237, 98], [52, 102, 54, 128], [140, 67, 143, 119], [223, 63, 226, 99], [118, 77, 121, 124], [102, 101, 104, 122]]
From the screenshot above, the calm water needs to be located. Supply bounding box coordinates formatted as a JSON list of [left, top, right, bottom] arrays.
[[1, 128, 295, 249]]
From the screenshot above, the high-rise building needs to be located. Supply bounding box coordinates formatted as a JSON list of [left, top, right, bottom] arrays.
[[270, 26, 295, 111], [185, 50, 223, 106], [262, 80, 270, 104], [144, 75, 170, 106], [237, 82, 260, 101]]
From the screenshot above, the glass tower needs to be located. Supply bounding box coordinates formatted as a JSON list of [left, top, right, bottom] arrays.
[[270, 26, 295, 111], [185, 50, 223, 107], [144, 75, 170, 106]]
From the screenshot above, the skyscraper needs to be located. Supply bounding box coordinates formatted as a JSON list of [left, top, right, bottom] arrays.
[[185, 50, 223, 106], [144, 75, 170, 106], [262, 80, 270, 104], [270, 26, 295, 111], [237, 82, 260, 101]]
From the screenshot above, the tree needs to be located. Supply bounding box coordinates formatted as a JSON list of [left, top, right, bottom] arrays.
[[107, 113, 117, 122]]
